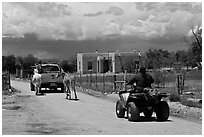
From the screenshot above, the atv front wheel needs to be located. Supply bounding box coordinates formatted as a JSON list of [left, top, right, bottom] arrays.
[[127, 102, 140, 121], [116, 100, 125, 118], [156, 101, 169, 121]]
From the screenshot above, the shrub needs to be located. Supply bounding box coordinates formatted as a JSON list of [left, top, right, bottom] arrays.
[[169, 93, 181, 102], [180, 96, 202, 108], [152, 71, 165, 87]]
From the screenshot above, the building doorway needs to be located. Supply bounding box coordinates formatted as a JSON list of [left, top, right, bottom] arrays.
[[103, 59, 109, 73]]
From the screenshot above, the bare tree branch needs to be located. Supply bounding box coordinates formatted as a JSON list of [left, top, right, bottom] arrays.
[[191, 28, 202, 50]]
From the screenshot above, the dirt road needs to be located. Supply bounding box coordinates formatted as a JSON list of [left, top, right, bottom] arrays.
[[2, 80, 202, 135]]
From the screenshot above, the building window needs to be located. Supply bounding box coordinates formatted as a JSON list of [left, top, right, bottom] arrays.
[[88, 61, 93, 71]]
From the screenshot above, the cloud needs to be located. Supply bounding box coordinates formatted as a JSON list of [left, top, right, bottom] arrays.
[[105, 6, 124, 16], [101, 19, 121, 36], [121, 21, 168, 38], [36, 3, 72, 17], [2, 2, 202, 42], [101, 14, 170, 39], [34, 51, 50, 59], [135, 2, 201, 13], [3, 2, 83, 41], [2, 34, 24, 38], [83, 11, 103, 17]]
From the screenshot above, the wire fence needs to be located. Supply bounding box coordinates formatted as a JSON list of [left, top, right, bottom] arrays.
[[74, 72, 136, 94], [74, 69, 201, 95]]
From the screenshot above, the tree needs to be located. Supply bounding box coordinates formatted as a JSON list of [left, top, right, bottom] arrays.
[[60, 60, 70, 72], [184, 24, 202, 68], [68, 56, 77, 73], [59, 57, 77, 73], [2, 55, 16, 73], [15, 56, 24, 70], [22, 54, 39, 70], [145, 49, 173, 69], [191, 26, 202, 68], [191, 25, 202, 50], [2, 56, 8, 71]]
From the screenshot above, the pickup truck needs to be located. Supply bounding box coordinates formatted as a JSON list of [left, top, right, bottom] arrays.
[[30, 64, 64, 93]]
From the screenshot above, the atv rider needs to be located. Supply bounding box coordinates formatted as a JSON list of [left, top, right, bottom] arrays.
[[127, 67, 154, 92]]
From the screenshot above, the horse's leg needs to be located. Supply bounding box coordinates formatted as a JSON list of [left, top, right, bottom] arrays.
[[67, 85, 71, 100], [65, 86, 69, 99], [65, 88, 68, 99], [35, 85, 38, 95], [63, 81, 68, 99], [72, 80, 77, 99]]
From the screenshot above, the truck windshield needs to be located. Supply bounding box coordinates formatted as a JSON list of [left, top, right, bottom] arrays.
[[41, 66, 60, 73]]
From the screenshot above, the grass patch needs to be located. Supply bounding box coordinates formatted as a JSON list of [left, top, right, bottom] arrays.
[[180, 96, 202, 108], [169, 93, 181, 102], [169, 93, 202, 108], [2, 87, 21, 96]]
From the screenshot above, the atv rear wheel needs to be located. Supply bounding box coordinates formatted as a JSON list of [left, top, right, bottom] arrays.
[[156, 101, 169, 121], [143, 109, 153, 118], [127, 102, 140, 121], [116, 100, 125, 118]]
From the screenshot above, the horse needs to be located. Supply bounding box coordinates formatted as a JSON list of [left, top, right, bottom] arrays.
[[57, 69, 78, 100], [32, 69, 42, 95]]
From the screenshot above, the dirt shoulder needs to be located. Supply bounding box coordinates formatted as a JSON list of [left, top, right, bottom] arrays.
[[2, 88, 28, 134], [2, 88, 53, 135]]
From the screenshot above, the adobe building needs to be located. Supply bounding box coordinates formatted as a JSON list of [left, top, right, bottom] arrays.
[[77, 51, 145, 74]]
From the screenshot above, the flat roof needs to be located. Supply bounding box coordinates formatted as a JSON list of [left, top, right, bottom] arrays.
[[77, 51, 141, 55]]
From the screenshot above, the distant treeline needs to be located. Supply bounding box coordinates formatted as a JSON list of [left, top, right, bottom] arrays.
[[2, 46, 201, 75], [2, 54, 77, 74]]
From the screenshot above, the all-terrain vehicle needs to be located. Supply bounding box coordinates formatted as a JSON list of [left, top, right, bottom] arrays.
[[116, 86, 169, 121]]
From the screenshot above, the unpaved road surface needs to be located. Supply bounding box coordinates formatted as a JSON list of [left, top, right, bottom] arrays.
[[2, 80, 202, 135]]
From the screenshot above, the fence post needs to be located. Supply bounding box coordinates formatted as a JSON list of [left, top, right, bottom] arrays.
[[177, 74, 181, 95], [80, 72, 82, 85], [86, 74, 88, 86], [20, 69, 23, 79], [182, 74, 185, 94], [95, 73, 98, 89], [163, 73, 165, 88], [124, 70, 127, 90], [90, 71, 92, 87], [113, 74, 116, 92], [2, 74, 5, 90], [8, 73, 11, 89], [16, 69, 18, 78], [103, 73, 105, 92]]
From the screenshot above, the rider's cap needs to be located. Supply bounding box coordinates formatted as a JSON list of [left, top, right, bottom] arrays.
[[139, 67, 146, 73]]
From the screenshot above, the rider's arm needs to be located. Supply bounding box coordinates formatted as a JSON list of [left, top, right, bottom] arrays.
[[150, 75, 154, 84], [126, 76, 136, 85]]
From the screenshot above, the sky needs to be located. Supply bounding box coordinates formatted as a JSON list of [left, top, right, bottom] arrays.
[[2, 2, 202, 59]]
